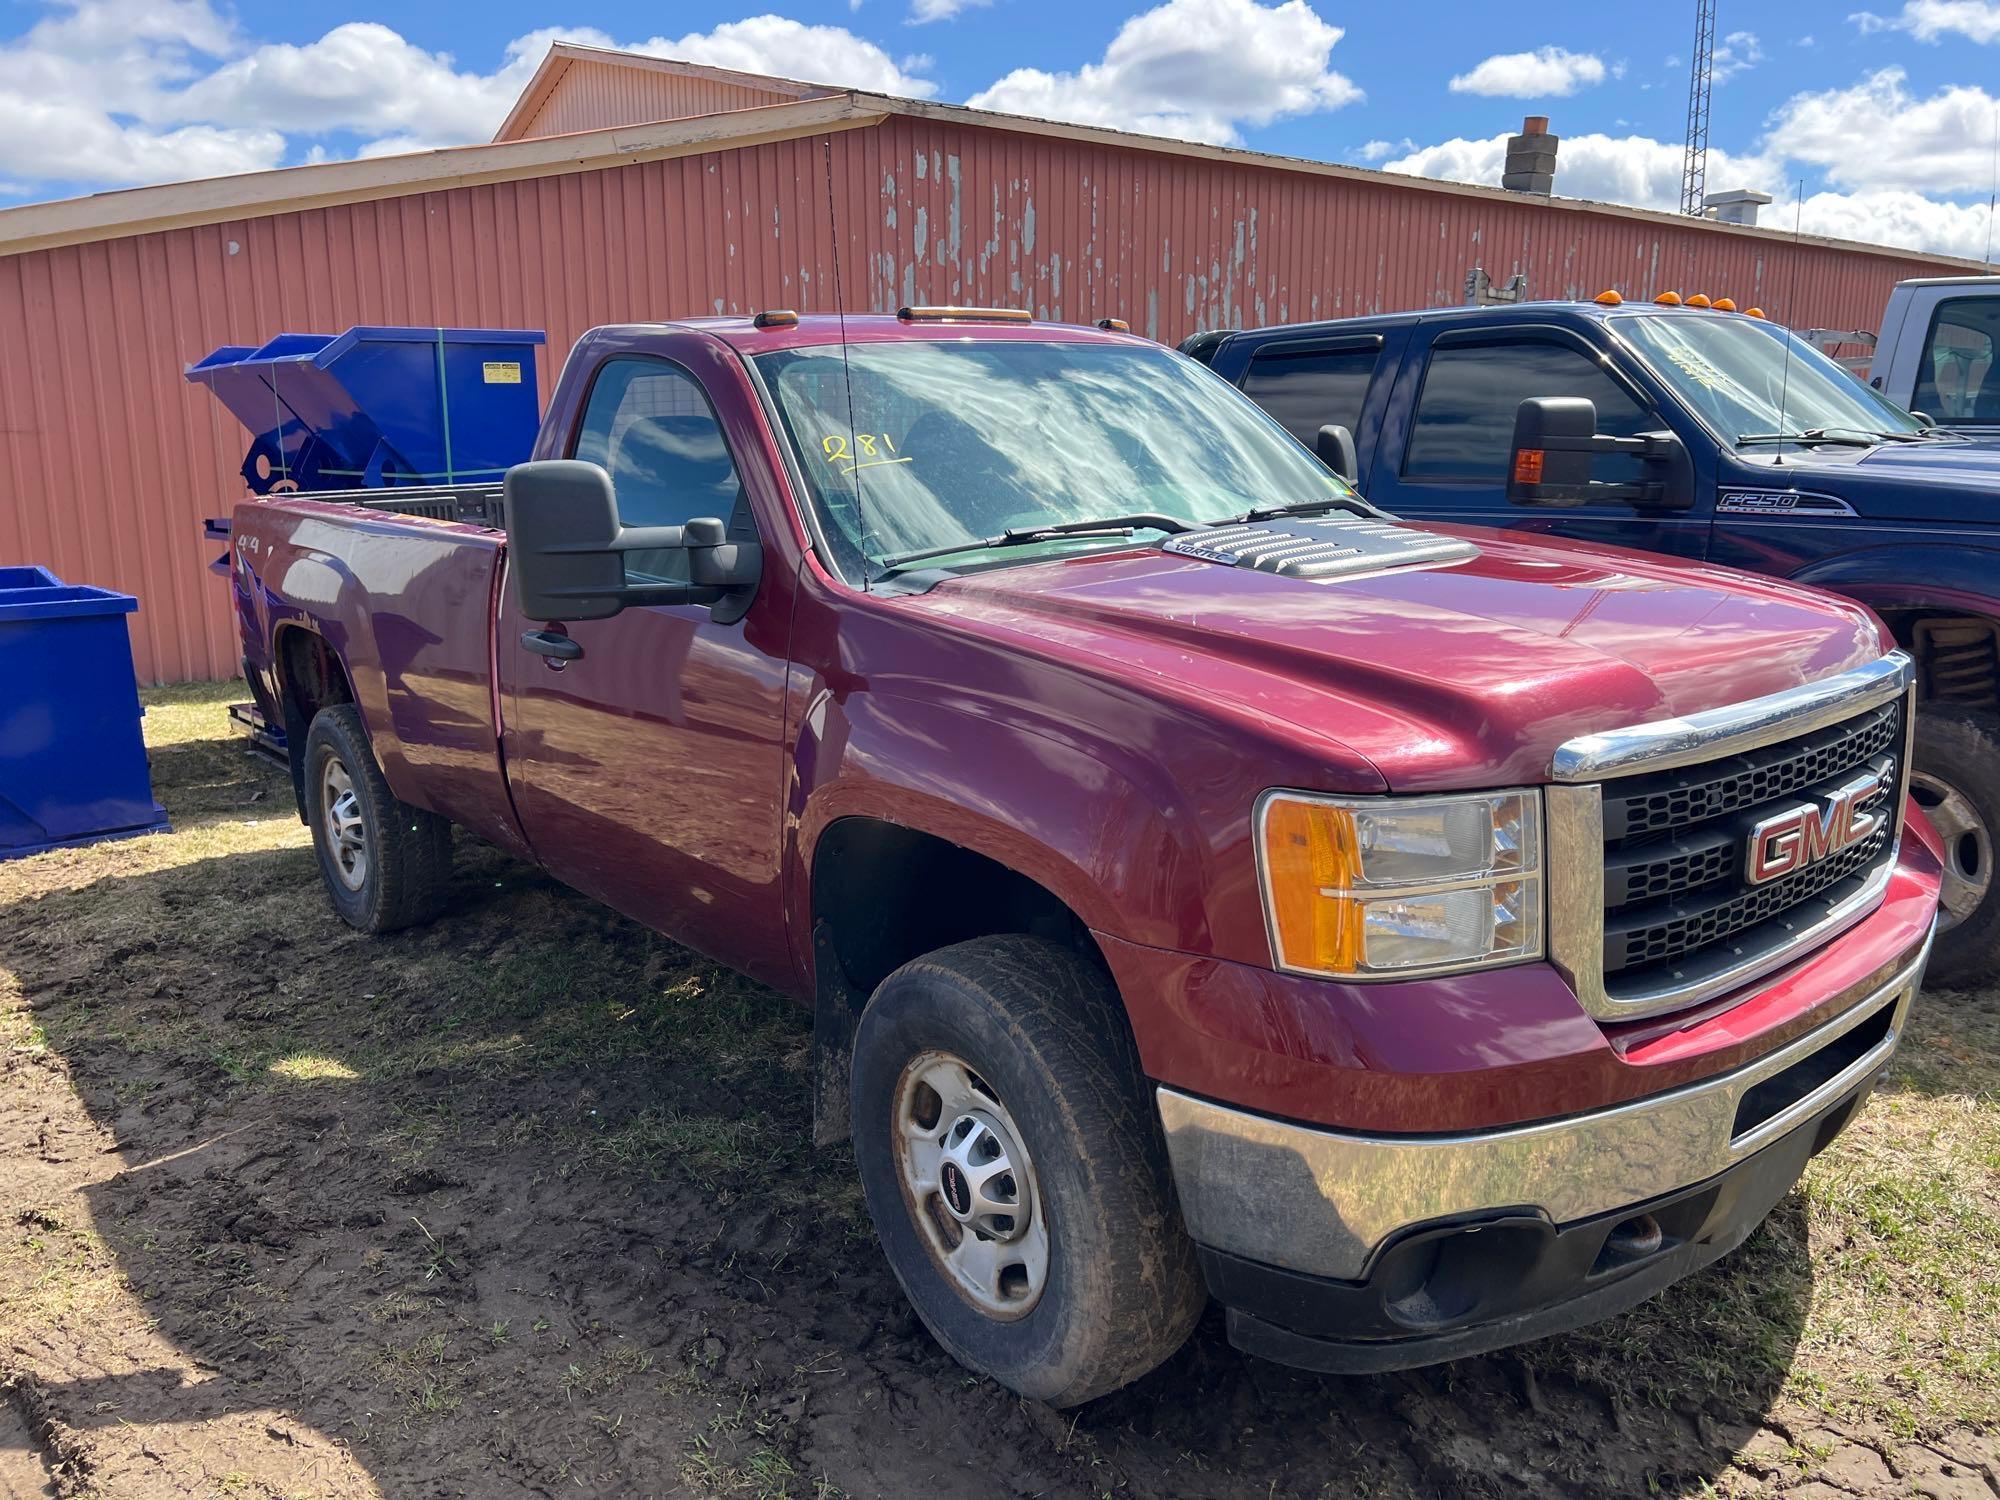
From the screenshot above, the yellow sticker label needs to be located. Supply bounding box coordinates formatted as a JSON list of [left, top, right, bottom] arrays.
[[482, 361, 522, 385]]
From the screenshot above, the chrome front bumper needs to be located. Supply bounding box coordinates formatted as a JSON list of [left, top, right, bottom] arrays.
[[1157, 926, 1932, 1283]]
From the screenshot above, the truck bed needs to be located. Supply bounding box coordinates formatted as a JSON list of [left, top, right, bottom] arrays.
[[232, 491, 524, 855]]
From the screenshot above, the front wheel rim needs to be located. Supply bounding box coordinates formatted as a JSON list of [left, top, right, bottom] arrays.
[[892, 1051, 1050, 1319], [1911, 769, 1993, 931], [319, 753, 368, 892]]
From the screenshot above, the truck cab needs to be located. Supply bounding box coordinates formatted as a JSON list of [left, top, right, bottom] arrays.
[[1193, 299, 2000, 982], [1869, 275, 2000, 432]]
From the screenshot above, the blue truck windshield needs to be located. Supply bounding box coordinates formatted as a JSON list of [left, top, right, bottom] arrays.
[[1615, 312, 1925, 445], [755, 339, 1353, 581]]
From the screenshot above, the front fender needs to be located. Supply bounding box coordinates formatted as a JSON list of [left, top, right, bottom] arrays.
[[1789, 544, 2000, 624], [788, 686, 1253, 985]]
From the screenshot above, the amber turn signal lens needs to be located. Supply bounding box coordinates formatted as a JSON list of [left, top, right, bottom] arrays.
[[1260, 798, 1364, 973], [1513, 449, 1545, 485]]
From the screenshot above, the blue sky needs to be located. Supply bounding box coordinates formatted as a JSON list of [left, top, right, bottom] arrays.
[[2, 0, 1997, 258]]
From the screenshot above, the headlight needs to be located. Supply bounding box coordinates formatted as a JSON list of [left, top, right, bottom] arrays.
[[1256, 788, 1543, 979]]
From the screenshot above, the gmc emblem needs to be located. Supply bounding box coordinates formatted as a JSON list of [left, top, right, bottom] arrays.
[[1745, 764, 1890, 885]]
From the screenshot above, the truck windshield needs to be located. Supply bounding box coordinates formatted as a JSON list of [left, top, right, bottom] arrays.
[[753, 339, 1355, 582], [1615, 313, 1925, 445]]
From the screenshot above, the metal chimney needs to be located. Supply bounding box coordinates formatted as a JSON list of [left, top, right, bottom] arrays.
[[1703, 188, 1773, 226], [1502, 115, 1558, 196]]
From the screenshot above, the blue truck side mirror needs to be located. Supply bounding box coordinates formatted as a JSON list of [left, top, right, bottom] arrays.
[[503, 460, 761, 624], [1506, 398, 1691, 511]]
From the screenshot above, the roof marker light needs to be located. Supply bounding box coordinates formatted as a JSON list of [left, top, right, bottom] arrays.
[[1713, 297, 1737, 312], [1655, 291, 1683, 306], [752, 309, 799, 328], [897, 306, 1033, 323], [1686, 293, 1713, 308], [1594, 290, 1623, 306], [1744, 306, 1768, 319], [1096, 316, 1130, 331]]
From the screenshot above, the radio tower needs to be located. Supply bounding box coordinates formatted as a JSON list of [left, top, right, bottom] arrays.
[[1680, 0, 1716, 216]]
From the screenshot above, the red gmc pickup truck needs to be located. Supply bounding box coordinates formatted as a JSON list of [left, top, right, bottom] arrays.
[[231, 309, 1943, 1407]]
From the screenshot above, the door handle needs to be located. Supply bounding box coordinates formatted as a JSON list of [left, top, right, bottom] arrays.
[[521, 629, 583, 662]]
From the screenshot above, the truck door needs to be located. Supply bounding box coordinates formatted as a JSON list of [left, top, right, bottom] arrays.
[[1365, 325, 1712, 560], [497, 343, 796, 991]]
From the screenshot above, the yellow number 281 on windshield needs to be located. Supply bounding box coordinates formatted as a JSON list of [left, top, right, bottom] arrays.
[[819, 433, 911, 476]]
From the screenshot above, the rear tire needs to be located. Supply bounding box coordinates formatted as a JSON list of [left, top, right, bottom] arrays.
[[1911, 704, 2000, 986], [850, 935, 1204, 1407], [302, 705, 453, 933]]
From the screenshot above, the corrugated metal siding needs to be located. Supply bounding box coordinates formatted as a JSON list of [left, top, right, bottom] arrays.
[[0, 114, 1970, 682], [516, 59, 815, 139]]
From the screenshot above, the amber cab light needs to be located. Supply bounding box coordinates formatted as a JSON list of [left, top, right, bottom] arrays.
[[1713, 297, 1737, 312], [1593, 290, 1623, 306], [752, 309, 799, 328], [1655, 291, 1683, 305], [897, 306, 1033, 323], [1686, 293, 1713, 308]]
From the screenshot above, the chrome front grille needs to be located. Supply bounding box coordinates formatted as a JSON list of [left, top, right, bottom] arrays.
[[1546, 653, 1916, 1023], [1602, 703, 1902, 842]]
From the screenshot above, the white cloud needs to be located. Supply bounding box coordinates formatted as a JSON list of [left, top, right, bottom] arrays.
[[1853, 0, 2000, 41], [908, 0, 993, 21], [1382, 117, 1999, 260], [1385, 131, 1777, 214], [966, 0, 1359, 146], [0, 3, 940, 193], [1356, 137, 1415, 162], [0, 0, 281, 184], [633, 16, 937, 96], [1764, 68, 2000, 193], [1711, 30, 1764, 82], [1447, 46, 1606, 98]]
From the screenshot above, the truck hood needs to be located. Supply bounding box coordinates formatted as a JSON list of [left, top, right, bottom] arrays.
[[1734, 437, 2000, 523], [915, 525, 1886, 791]]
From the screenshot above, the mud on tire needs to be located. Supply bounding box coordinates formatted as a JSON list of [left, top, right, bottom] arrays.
[[850, 935, 1205, 1407], [301, 704, 454, 934]]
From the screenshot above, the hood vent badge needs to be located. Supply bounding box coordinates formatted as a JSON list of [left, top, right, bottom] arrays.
[[1161, 518, 1479, 581]]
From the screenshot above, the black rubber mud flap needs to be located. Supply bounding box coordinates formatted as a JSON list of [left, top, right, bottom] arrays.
[[812, 921, 861, 1147]]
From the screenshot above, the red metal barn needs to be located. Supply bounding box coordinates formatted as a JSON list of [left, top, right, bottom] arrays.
[[0, 45, 1984, 683]]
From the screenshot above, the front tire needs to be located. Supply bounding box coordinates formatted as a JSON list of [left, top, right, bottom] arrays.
[[1910, 704, 2000, 985], [302, 705, 453, 933], [850, 936, 1204, 1407]]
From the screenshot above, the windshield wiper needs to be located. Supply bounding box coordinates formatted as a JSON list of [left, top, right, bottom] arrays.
[[874, 512, 1197, 573], [1737, 428, 1879, 448], [1233, 492, 1379, 523]]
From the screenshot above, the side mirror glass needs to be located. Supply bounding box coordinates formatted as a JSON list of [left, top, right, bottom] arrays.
[[504, 460, 762, 624], [1315, 423, 1359, 484]]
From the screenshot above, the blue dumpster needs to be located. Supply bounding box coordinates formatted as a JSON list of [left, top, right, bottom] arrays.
[[186, 325, 546, 494], [0, 567, 170, 859]]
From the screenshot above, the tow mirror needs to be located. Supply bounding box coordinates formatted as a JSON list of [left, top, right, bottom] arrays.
[[503, 460, 762, 625], [1315, 423, 1359, 484], [1506, 397, 1691, 511]]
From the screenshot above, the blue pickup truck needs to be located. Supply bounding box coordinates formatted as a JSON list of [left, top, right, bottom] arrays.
[[1187, 298, 2000, 983]]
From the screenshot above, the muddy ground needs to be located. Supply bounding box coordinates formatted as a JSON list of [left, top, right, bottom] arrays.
[[0, 683, 1996, 1499]]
